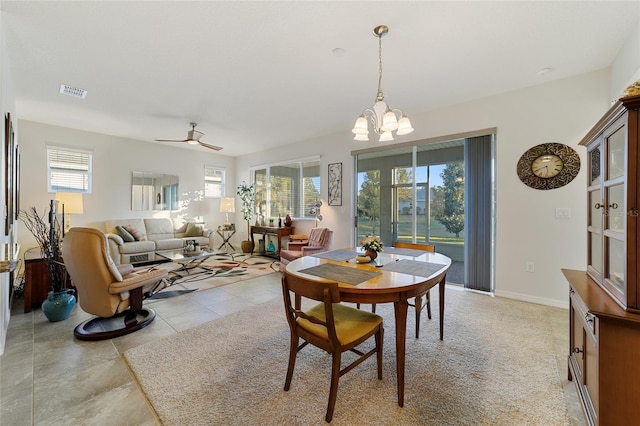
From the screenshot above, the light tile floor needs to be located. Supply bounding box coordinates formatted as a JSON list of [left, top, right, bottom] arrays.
[[1, 272, 586, 425]]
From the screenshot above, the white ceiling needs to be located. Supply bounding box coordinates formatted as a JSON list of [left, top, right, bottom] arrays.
[[2, 1, 639, 157]]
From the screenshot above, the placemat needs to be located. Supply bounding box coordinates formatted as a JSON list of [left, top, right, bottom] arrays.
[[310, 249, 357, 261], [382, 259, 447, 278], [380, 247, 428, 257], [298, 263, 381, 285]]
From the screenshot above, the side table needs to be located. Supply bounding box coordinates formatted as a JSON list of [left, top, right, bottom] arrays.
[[24, 252, 53, 313], [217, 228, 236, 252], [250, 226, 293, 259], [24, 249, 74, 313]]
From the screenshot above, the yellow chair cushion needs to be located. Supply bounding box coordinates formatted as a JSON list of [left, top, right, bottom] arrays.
[[298, 303, 383, 346]]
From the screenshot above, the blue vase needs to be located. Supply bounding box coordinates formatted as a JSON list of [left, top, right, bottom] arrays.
[[42, 291, 76, 322]]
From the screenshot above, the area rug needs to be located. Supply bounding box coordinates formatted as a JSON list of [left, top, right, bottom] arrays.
[[146, 253, 280, 294], [124, 288, 570, 425]]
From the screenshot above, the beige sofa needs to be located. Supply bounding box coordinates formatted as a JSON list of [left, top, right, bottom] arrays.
[[105, 218, 213, 265]]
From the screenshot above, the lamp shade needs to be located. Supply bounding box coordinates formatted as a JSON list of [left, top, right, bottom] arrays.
[[55, 192, 84, 214], [220, 197, 235, 213]]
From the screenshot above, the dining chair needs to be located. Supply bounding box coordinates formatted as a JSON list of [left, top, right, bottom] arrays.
[[361, 241, 436, 339], [281, 271, 384, 423], [393, 241, 436, 339]]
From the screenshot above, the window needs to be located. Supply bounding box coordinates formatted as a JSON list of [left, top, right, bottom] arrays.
[[204, 166, 225, 197], [47, 146, 92, 193], [252, 157, 320, 219]]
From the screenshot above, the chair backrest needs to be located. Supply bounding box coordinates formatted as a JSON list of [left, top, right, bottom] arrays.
[[393, 241, 436, 252], [62, 227, 125, 316], [308, 227, 331, 247], [281, 271, 341, 342]]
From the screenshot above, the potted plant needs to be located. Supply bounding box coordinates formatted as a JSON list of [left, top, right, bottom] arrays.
[[20, 203, 76, 321], [361, 235, 383, 260], [237, 181, 256, 253]]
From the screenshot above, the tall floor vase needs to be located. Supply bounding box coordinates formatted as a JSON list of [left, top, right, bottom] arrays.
[[42, 290, 76, 322]]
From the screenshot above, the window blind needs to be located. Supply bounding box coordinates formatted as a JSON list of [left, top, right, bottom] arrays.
[[47, 147, 92, 193]]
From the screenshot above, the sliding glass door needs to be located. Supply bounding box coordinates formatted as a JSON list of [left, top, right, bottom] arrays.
[[354, 134, 493, 291]]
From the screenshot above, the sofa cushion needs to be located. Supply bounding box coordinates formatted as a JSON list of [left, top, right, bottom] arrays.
[[155, 238, 186, 251], [105, 219, 146, 236], [184, 222, 203, 237], [173, 220, 188, 233], [117, 240, 156, 254], [124, 224, 147, 241], [143, 218, 175, 241], [115, 225, 135, 242]]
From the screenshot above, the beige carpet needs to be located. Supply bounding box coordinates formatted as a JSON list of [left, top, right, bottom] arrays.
[[124, 287, 570, 425]]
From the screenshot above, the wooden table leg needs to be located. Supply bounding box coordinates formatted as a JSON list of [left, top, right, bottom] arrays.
[[439, 275, 446, 340], [393, 298, 409, 407]]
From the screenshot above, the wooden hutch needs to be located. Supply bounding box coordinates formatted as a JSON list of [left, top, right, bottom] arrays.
[[563, 94, 640, 425]]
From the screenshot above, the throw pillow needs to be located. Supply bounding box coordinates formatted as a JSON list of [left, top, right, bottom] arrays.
[[115, 225, 135, 242], [184, 222, 203, 237], [123, 224, 146, 241]]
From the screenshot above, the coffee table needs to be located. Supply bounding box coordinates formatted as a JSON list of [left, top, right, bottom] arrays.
[[155, 247, 221, 283]]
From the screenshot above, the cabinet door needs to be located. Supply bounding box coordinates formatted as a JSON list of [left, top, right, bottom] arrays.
[[587, 141, 604, 281], [583, 314, 599, 421], [603, 120, 628, 305]]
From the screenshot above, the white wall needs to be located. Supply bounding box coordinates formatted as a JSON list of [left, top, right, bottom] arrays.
[[16, 120, 237, 254], [237, 69, 612, 308], [1, 9, 16, 355]]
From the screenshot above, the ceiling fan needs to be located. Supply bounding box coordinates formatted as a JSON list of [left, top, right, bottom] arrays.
[[155, 122, 223, 151]]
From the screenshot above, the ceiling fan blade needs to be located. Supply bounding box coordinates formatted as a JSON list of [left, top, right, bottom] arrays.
[[198, 141, 223, 151], [155, 138, 188, 143]]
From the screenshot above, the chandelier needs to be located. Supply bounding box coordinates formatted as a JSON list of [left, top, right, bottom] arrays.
[[352, 25, 414, 142]]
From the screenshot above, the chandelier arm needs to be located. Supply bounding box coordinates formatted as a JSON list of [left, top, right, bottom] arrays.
[[362, 109, 383, 135]]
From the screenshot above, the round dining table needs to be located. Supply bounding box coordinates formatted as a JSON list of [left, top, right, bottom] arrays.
[[284, 248, 452, 407]]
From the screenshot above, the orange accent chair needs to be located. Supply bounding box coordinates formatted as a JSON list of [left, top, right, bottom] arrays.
[[279, 227, 332, 271]]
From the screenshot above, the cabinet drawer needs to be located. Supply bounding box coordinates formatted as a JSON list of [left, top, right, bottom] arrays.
[[571, 288, 597, 337]]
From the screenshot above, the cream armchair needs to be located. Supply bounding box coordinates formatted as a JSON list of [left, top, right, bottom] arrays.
[[280, 227, 332, 271], [62, 227, 168, 341]]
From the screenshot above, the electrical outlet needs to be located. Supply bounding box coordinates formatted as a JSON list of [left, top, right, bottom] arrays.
[[525, 262, 535, 273]]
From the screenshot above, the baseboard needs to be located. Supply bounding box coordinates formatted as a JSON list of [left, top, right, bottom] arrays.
[[495, 289, 569, 309]]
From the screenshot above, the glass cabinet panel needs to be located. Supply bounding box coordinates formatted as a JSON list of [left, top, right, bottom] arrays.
[[589, 190, 602, 230], [589, 232, 602, 274], [589, 146, 601, 186], [607, 126, 625, 180], [606, 237, 625, 294], [606, 184, 624, 232]]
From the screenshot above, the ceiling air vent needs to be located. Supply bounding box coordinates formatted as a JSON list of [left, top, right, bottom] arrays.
[[59, 84, 87, 99]]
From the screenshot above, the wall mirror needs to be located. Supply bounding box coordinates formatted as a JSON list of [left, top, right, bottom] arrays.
[[131, 171, 179, 211]]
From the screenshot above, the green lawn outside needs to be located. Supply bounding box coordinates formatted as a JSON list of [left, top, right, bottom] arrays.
[[358, 214, 464, 245]]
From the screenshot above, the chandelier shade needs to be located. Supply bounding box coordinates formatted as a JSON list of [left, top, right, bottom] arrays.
[[352, 25, 414, 142]]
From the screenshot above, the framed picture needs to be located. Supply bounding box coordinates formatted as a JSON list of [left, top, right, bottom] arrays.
[[328, 162, 342, 206], [14, 144, 20, 220], [4, 113, 14, 235]]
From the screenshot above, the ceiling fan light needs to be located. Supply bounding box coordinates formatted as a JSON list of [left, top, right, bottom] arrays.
[[379, 131, 394, 142], [381, 111, 399, 132], [187, 140, 199, 145], [396, 116, 414, 135], [354, 133, 369, 141]]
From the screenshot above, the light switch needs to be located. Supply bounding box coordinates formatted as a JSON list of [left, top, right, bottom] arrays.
[[555, 208, 571, 219]]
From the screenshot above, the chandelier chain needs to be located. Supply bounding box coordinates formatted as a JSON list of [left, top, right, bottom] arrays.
[[377, 33, 384, 98]]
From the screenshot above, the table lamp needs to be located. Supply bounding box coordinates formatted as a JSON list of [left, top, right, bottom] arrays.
[[220, 197, 235, 227], [55, 192, 84, 234]]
